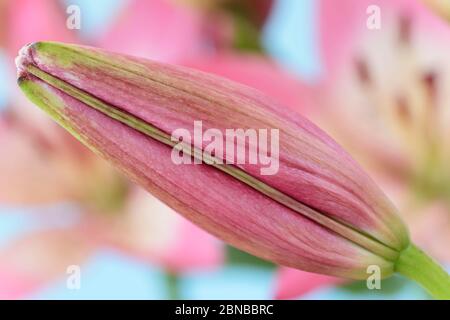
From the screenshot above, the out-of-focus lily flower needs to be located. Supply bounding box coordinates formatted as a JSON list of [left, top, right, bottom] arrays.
[[307, 0, 450, 266], [98, 0, 229, 62], [182, 53, 313, 111], [4, 0, 79, 57], [16, 42, 450, 298], [273, 267, 343, 300], [0, 0, 7, 47], [0, 187, 222, 300], [0, 228, 94, 299], [0, 0, 225, 298], [409, 202, 450, 263]]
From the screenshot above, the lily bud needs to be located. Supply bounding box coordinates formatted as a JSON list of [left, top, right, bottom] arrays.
[[16, 41, 412, 281]]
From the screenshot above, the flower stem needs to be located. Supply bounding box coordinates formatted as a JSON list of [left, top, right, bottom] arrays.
[[165, 272, 181, 300], [395, 244, 450, 299]]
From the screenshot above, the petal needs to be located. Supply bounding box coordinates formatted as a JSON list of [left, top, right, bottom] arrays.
[[318, 0, 372, 80], [98, 0, 206, 62], [0, 228, 93, 299], [5, 0, 78, 57], [408, 202, 450, 264], [90, 188, 224, 271], [0, 115, 79, 204], [182, 53, 313, 112], [318, 0, 450, 81], [0, 1, 7, 47], [273, 267, 344, 299], [315, 0, 450, 185], [160, 215, 224, 272]]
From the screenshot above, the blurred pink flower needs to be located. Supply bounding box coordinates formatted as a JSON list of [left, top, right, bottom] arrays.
[[98, 0, 218, 62], [311, 0, 450, 263], [0, 0, 225, 299], [5, 0, 79, 57], [273, 267, 343, 300], [409, 202, 450, 263], [0, 228, 94, 299], [182, 53, 313, 111]]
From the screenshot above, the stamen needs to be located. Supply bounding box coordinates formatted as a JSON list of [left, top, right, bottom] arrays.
[[421, 71, 438, 106], [398, 14, 412, 46], [354, 57, 372, 85], [395, 96, 411, 123]]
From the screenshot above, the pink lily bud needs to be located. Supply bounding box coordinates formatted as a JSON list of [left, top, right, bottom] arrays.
[[16, 41, 410, 281]]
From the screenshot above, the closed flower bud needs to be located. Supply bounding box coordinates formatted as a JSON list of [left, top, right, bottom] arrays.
[[16, 42, 449, 298]]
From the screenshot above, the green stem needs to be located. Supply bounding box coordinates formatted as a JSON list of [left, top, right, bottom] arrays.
[[165, 272, 181, 300], [395, 244, 450, 299]]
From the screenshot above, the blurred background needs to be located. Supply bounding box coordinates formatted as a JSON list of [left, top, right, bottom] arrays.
[[0, 0, 449, 299]]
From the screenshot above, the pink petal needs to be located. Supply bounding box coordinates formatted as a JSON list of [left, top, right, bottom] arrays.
[[273, 267, 344, 299], [318, 0, 450, 82], [409, 203, 450, 264], [318, 0, 372, 80], [0, 1, 7, 47], [98, 0, 206, 62], [161, 215, 224, 272], [5, 0, 78, 57], [0, 115, 81, 204], [90, 188, 223, 271], [182, 53, 313, 112], [314, 0, 450, 186], [0, 229, 93, 299]]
